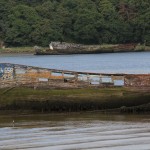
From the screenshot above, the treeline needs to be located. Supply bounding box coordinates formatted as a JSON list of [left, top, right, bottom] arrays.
[[0, 0, 150, 47]]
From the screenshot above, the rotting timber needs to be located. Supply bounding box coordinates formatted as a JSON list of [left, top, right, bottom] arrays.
[[0, 63, 150, 113], [35, 42, 140, 55]]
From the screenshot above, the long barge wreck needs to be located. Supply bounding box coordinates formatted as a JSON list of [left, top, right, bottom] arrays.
[[0, 63, 150, 113], [35, 42, 141, 55]]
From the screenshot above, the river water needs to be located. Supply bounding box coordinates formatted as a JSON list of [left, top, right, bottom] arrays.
[[0, 52, 150, 149], [0, 52, 150, 74], [0, 113, 150, 150]]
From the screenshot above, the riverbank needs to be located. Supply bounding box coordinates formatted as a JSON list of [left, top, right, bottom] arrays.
[[0, 47, 34, 54], [0, 44, 150, 54], [0, 87, 150, 113], [35, 43, 150, 55]]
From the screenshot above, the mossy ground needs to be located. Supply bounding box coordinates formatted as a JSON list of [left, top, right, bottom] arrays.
[[0, 87, 150, 112]]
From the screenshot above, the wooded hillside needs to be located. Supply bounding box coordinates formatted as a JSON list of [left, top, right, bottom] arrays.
[[0, 0, 149, 46]]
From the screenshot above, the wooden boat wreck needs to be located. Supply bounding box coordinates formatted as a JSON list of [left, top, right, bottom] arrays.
[[35, 42, 138, 55], [0, 63, 150, 89], [1, 63, 150, 113]]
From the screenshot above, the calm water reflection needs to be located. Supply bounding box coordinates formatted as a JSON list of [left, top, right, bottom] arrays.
[[0, 113, 150, 150], [0, 52, 150, 74]]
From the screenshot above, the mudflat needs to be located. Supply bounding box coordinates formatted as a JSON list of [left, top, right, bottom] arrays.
[[0, 87, 150, 113]]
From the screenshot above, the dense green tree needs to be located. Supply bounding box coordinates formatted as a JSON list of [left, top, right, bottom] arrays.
[[0, 0, 13, 44], [73, 0, 99, 43], [31, 19, 62, 46], [129, 0, 150, 44], [5, 5, 40, 46], [96, 0, 119, 43], [0, 0, 149, 46]]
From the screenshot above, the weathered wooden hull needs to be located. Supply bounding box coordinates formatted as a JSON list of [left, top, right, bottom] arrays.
[[1, 63, 150, 113], [1, 63, 150, 89], [35, 43, 139, 55]]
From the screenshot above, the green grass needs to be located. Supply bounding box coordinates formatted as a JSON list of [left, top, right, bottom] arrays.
[[0, 47, 35, 53], [0, 87, 150, 112], [0, 87, 126, 101], [135, 45, 150, 51]]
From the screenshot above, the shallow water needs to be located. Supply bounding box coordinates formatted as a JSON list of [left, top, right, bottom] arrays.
[[0, 113, 150, 150], [0, 52, 150, 74]]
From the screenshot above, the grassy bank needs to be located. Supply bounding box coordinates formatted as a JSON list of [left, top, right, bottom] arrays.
[[0, 47, 35, 54], [135, 45, 150, 51], [0, 87, 150, 113], [1, 44, 150, 54]]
